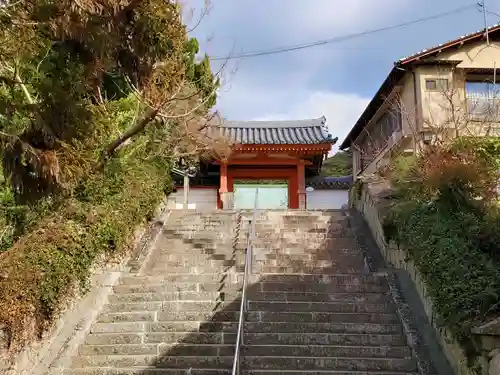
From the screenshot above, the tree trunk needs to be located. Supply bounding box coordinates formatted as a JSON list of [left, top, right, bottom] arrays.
[[101, 106, 160, 163]]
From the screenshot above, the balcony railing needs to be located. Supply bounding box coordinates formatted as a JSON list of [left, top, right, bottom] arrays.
[[466, 95, 500, 122]]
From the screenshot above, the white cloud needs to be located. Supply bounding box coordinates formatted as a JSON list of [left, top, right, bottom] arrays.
[[248, 91, 370, 154], [185, 0, 482, 159], [265, 0, 411, 40]]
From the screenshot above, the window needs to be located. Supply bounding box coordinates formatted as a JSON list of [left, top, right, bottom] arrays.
[[466, 80, 500, 121], [466, 81, 500, 98], [425, 78, 449, 91]]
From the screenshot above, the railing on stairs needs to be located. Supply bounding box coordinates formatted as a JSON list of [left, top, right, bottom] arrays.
[[231, 188, 259, 375]]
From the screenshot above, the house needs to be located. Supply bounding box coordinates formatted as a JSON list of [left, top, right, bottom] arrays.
[[340, 24, 500, 177], [166, 117, 344, 210]]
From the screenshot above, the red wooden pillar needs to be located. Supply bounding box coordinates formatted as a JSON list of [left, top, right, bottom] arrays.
[[219, 161, 231, 209], [297, 159, 306, 209]]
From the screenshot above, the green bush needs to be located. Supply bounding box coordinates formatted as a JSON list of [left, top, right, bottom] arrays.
[[384, 137, 500, 365], [0, 155, 172, 350]]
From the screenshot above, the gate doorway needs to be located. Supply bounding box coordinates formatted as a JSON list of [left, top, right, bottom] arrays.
[[233, 180, 288, 210]]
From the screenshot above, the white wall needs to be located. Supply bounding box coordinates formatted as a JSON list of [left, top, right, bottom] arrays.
[[167, 187, 218, 210], [306, 189, 349, 210]]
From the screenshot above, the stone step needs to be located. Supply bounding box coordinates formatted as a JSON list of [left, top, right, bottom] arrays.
[[85, 332, 237, 346], [250, 228, 353, 237], [249, 241, 359, 250], [70, 355, 416, 371], [64, 369, 232, 375], [254, 281, 388, 293], [248, 231, 354, 241], [247, 301, 394, 314], [151, 256, 244, 265], [70, 354, 234, 369], [242, 356, 417, 372], [245, 311, 399, 324], [146, 332, 237, 345], [88, 321, 400, 336], [244, 332, 406, 346], [83, 331, 407, 347], [253, 259, 365, 268], [242, 344, 411, 358], [250, 248, 362, 256], [254, 274, 388, 285], [119, 274, 243, 285], [110, 290, 388, 305], [248, 291, 390, 303], [108, 291, 241, 303], [144, 266, 244, 274], [89, 321, 239, 334], [96, 311, 158, 323], [244, 322, 402, 334], [250, 237, 358, 247], [79, 343, 236, 357], [155, 245, 236, 254], [243, 372, 417, 375], [76, 343, 411, 360], [253, 265, 367, 274], [103, 300, 240, 314], [256, 250, 364, 260], [97, 310, 241, 323], [64, 369, 417, 375], [244, 220, 348, 228], [113, 282, 243, 294]]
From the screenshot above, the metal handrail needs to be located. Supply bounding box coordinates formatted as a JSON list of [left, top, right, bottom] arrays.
[[231, 188, 259, 375]]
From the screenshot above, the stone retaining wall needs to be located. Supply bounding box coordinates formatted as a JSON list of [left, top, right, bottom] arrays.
[[350, 176, 477, 375]]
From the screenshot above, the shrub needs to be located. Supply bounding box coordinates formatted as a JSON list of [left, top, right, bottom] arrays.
[[0, 156, 171, 351], [384, 137, 500, 365]]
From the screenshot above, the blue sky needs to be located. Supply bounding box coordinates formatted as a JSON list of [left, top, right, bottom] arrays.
[[183, 0, 499, 150]]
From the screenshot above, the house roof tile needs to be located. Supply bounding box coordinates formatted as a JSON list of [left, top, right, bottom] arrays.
[[398, 23, 500, 64], [217, 116, 336, 145], [306, 175, 353, 190]]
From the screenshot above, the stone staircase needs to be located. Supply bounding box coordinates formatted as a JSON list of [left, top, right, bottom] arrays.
[[238, 210, 417, 374], [64, 209, 420, 375], [65, 210, 244, 374]]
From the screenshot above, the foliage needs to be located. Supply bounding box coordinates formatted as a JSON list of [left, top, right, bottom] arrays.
[[0, 152, 171, 350], [383, 137, 500, 365], [0, 0, 221, 354], [321, 151, 352, 177], [0, 0, 220, 203]]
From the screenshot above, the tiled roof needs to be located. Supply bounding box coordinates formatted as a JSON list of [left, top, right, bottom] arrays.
[[398, 23, 500, 64], [217, 116, 336, 145], [306, 175, 353, 190]]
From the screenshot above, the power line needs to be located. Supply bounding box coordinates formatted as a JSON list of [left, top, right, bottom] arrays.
[[209, 4, 478, 61]]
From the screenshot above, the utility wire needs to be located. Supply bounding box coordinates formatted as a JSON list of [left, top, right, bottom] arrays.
[[209, 3, 479, 61]]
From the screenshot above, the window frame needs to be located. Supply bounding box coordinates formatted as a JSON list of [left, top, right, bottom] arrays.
[[425, 78, 449, 92]]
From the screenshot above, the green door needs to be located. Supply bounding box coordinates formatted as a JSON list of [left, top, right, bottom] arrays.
[[233, 184, 288, 209]]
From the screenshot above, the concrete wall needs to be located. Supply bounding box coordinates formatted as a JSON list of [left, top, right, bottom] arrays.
[[306, 189, 348, 209], [167, 187, 218, 211], [350, 177, 479, 375], [416, 65, 458, 130]]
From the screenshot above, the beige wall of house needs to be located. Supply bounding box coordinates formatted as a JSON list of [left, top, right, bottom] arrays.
[[353, 39, 500, 176], [443, 40, 500, 69]]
